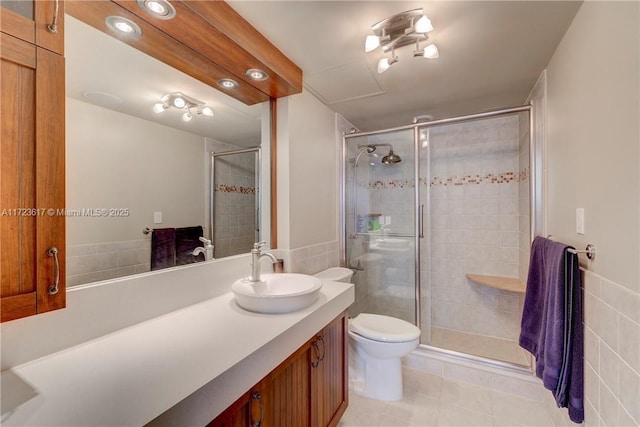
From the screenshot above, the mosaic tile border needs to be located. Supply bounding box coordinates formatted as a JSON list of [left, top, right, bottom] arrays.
[[215, 184, 256, 195], [366, 168, 529, 189]]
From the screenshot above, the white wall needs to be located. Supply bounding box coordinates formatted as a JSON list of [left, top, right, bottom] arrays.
[[66, 98, 207, 245], [277, 90, 339, 249], [545, 1, 639, 292], [544, 2, 640, 426]]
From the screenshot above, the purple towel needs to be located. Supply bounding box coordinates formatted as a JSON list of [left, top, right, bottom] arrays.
[[519, 236, 583, 423], [151, 228, 176, 271]]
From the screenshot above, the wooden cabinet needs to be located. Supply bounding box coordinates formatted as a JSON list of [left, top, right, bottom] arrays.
[[0, 0, 64, 55], [311, 313, 349, 427], [210, 311, 349, 427], [1, 0, 65, 322]]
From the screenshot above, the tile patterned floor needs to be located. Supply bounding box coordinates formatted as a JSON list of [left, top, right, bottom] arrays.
[[338, 367, 553, 427]]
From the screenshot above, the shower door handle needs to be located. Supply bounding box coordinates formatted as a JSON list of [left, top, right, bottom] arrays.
[[419, 204, 425, 238]]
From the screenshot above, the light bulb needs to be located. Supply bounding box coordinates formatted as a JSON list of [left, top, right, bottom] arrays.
[[422, 44, 439, 59], [114, 21, 135, 33], [245, 69, 268, 81], [377, 56, 397, 74], [145, 1, 167, 15], [172, 96, 186, 108], [182, 111, 193, 122], [218, 79, 239, 89], [105, 16, 142, 37], [200, 106, 214, 117], [377, 58, 391, 73], [153, 102, 167, 113], [365, 35, 380, 52], [415, 15, 433, 33]]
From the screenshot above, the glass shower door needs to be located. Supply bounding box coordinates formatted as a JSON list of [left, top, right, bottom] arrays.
[[418, 112, 531, 366], [211, 148, 261, 258], [344, 129, 417, 325]]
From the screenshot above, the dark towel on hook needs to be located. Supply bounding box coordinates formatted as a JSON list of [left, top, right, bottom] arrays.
[[176, 226, 204, 265], [519, 236, 584, 423], [151, 228, 175, 271]]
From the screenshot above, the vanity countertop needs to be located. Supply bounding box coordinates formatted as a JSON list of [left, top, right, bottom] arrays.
[[1, 281, 354, 426]]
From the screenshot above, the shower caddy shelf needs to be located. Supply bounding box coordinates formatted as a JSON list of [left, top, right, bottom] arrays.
[[465, 274, 525, 293]]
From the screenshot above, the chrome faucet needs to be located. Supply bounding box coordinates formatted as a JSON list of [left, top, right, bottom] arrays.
[[192, 237, 214, 261], [250, 241, 279, 282]]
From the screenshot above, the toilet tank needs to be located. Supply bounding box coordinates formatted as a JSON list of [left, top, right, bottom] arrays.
[[313, 267, 354, 283]]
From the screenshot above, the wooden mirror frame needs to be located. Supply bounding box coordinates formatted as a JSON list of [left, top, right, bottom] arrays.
[[66, 0, 303, 249]]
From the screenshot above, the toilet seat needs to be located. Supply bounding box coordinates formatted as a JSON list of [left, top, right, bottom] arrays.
[[350, 313, 421, 343]]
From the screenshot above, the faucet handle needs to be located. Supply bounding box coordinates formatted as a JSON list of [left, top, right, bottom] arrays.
[[253, 241, 267, 250], [199, 236, 212, 246]]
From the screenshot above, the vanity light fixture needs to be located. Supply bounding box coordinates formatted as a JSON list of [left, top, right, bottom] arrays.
[[137, 0, 176, 20], [217, 78, 240, 90], [245, 68, 269, 81], [153, 92, 214, 121], [105, 16, 143, 38], [364, 8, 439, 74]]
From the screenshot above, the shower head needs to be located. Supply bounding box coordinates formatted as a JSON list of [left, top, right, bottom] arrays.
[[381, 148, 401, 165], [354, 144, 401, 166]]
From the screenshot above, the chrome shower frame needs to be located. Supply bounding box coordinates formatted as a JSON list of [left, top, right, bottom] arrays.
[[341, 103, 537, 372], [210, 147, 261, 258]]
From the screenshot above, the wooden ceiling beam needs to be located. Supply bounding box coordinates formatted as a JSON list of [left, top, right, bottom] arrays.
[[67, 0, 303, 105]]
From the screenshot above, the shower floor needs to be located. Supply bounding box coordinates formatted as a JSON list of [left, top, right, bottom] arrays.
[[429, 327, 530, 366]]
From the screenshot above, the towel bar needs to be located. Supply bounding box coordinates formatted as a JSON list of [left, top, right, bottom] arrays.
[[547, 235, 595, 260], [567, 244, 595, 260], [143, 227, 153, 235]]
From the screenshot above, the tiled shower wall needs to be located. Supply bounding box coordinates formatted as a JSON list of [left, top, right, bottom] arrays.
[[422, 114, 528, 342], [212, 153, 257, 258]]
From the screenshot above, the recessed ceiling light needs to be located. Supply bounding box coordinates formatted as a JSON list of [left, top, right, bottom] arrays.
[[218, 79, 239, 90], [245, 69, 269, 81], [136, 0, 176, 20], [82, 90, 122, 106], [105, 16, 142, 38]]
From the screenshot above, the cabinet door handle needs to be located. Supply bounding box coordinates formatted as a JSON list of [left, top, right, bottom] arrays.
[[47, 247, 60, 295], [46, 0, 60, 33], [311, 335, 325, 368], [251, 392, 263, 427]]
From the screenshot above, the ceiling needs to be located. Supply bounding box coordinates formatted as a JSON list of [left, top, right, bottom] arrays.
[[65, 15, 263, 147], [229, 1, 582, 131], [67, 1, 582, 140]]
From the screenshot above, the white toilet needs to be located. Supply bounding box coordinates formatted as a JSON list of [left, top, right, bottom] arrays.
[[348, 313, 420, 401], [313, 267, 421, 401]]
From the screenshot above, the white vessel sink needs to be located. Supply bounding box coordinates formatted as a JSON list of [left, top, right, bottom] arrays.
[[231, 273, 323, 314]]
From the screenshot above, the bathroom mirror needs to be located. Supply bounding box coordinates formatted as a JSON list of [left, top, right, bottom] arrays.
[[65, 14, 271, 287]]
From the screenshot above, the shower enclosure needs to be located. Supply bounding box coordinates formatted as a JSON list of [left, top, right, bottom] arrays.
[[210, 147, 261, 258], [343, 106, 535, 367]]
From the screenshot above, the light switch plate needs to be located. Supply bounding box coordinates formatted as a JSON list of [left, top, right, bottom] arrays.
[[154, 211, 163, 224], [576, 208, 585, 235]]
